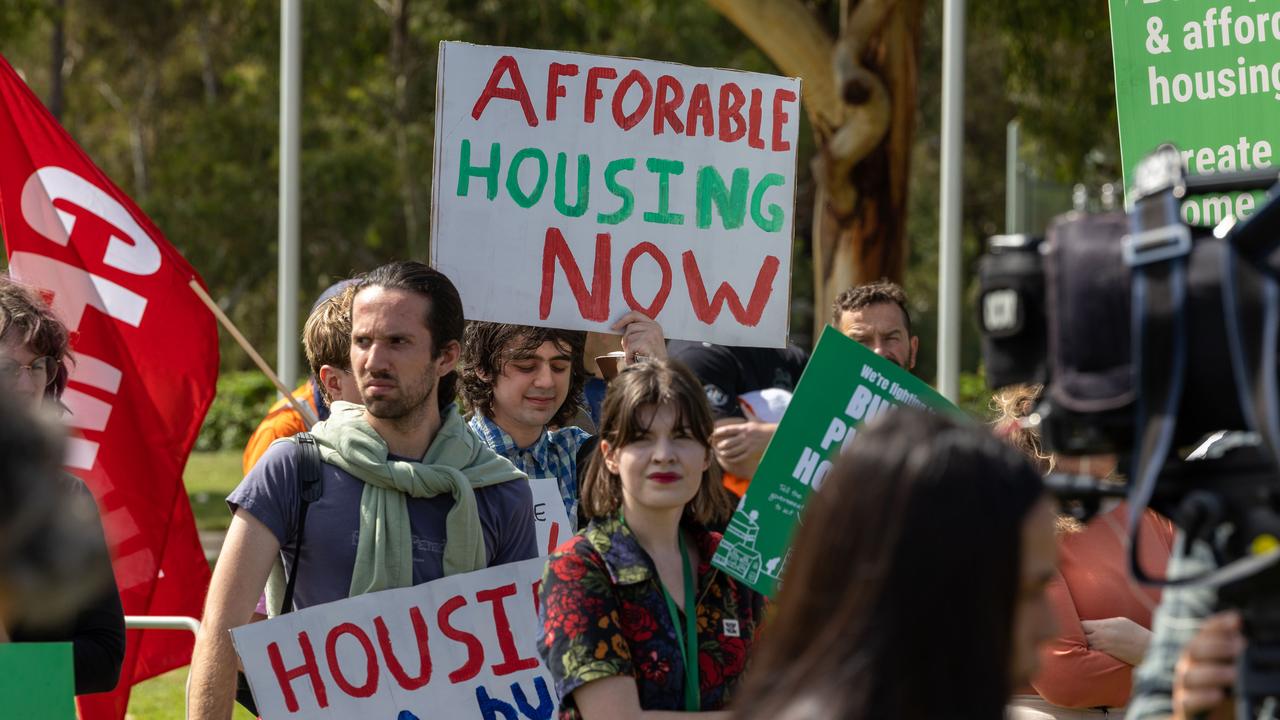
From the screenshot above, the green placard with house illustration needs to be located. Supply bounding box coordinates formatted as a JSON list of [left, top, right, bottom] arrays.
[[711, 326, 962, 597]]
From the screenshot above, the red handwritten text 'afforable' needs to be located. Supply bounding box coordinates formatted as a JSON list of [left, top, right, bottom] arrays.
[[470, 54, 797, 152]]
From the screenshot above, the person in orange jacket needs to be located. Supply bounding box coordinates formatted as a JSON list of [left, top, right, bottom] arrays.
[[241, 280, 358, 475]]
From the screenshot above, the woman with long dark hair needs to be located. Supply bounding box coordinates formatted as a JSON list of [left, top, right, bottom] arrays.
[[733, 409, 1058, 720], [537, 359, 756, 719]]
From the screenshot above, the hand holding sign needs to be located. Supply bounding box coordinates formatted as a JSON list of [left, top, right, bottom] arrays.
[[712, 420, 776, 464], [232, 559, 553, 720], [612, 310, 668, 365], [712, 327, 963, 596]]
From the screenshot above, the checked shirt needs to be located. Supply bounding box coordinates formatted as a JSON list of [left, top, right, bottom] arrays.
[[468, 413, 590, 529]]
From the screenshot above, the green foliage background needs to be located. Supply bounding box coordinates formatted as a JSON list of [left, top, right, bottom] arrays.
[[196, 370, 276, 451], [0, 0, 1120, 408]]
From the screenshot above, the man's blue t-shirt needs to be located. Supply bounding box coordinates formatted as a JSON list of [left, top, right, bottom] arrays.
[[227, 441, 537, 610]]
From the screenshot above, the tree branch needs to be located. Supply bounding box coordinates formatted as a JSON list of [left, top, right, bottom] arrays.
[[709, 0, 900, 216], [705, 0, 841, 135], [824, 0, 898, 215]]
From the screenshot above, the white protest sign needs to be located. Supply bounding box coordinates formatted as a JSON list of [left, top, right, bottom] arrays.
[[232, 558, 552, 720], [529, 478, 573, 556], [430, 42, 801, 347]]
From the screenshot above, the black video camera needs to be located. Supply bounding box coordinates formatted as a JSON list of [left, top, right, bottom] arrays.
[[979, 145, 1280, 459], [978, 145, 1280, 716]]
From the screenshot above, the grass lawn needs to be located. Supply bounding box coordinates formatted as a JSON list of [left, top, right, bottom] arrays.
[[183, 449, 243, 532], [126, 667, 256, 720], [125, 450, 248, 718]]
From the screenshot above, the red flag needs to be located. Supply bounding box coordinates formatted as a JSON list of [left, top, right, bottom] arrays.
[[0, 55, 217, 718]]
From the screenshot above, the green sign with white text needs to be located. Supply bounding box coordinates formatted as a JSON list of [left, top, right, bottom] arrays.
[[711, 326, 961, 597], [1109, 0, 1280, 223]]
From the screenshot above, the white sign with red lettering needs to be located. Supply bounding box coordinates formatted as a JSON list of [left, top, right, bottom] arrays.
[[231, 558, 553, 720], [530, 477, 573, 556], [430, 42, 801, 347]]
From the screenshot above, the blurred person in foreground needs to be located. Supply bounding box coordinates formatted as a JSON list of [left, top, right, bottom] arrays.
[[994, 386, 1174, 719], [0, 393, 112, 643], [732, 408, 1057, 720], [0, 275, 124, 694], [537, 360, 758, 719]]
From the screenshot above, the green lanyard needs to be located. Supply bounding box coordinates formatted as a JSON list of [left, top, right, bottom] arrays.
[[659, 531, 700, 712]]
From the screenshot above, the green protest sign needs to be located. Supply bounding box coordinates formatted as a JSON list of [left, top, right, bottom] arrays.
[[711, 326, 961, 596], [0, 643, 75, 718], [1109, 1, 1280, 223]]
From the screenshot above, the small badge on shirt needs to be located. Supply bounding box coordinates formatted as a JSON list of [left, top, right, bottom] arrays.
[[722, 619, 741, 637]]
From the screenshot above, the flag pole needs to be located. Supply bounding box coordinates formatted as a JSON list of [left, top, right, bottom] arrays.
[[278, 0, 302, 396], [189, 280, 317, 428], [937, 0, 966, 401]]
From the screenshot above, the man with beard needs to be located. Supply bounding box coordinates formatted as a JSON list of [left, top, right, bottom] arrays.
[[189, 262, 536, 719], [670, 280, 918, 496], [831, 279, 919, 371]]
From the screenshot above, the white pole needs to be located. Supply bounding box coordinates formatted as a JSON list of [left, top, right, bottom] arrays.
[[937, 0, 965, 402], [1006, 119, 1020, 234], [278, 0, 301, 391]]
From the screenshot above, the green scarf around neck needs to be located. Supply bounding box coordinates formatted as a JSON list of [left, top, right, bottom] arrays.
[[308, 400, 526, 596]]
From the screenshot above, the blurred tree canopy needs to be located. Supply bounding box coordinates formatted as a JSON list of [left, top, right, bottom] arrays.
[[0, 0, 1119, 385]]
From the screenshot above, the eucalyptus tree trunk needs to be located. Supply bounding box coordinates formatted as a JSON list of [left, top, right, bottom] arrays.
[[707, 0, 922, 338]]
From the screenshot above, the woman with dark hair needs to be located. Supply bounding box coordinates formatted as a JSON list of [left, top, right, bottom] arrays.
[[0, 275, 125, 695], [537, 359, 756, 719], [733, 409, 1058, 720]]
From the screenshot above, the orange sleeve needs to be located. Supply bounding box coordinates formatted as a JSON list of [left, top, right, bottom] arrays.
[[722, 472, 751, 498], [1030, 571, 1133, 709], [241, 385, 317, 474], [241, 406, 308, 475]]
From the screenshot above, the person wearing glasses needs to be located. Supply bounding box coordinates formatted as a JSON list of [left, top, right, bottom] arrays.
[[0, 274, 125, 695]]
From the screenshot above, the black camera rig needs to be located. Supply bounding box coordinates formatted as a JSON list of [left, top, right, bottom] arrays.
[[978, 145, 1280, 718]]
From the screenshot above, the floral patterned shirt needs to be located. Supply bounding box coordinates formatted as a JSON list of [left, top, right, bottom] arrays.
[[537, 514, 765, 719]]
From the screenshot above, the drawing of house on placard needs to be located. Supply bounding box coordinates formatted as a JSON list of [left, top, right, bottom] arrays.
[[717, 510, 764, 584]]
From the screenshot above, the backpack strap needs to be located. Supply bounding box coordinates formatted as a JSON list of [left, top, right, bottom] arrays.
[[280, 432, 323, 614], [235, 431, 326, 714]]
